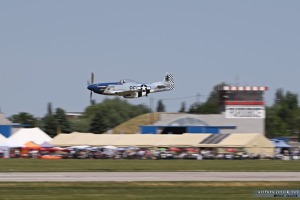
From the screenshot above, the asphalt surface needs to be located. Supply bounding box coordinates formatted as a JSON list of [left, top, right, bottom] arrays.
[[1, 172, 300, 182]]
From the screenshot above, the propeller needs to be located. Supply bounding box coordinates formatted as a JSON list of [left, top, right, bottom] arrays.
[[91, 72, 94, 85], [88, 73, 95, 105], [90, 90, 93, 104]]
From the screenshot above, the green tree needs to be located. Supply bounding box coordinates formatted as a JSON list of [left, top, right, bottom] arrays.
[[266, 89, 300, 137], [265, 106, 286, 137], [89, 110, 108, 134], [156, 100, 165, 112], [84, 97, 150, 133], [69, 118, 89, 133], [179, 102, 186, 113], [47, 102, 53, 115], [42, 114, 58, 137], [55, 108, 72, 133], [189, 83, 225, 114], [41, 103, 72, 137], [9, 112, 39, 128]]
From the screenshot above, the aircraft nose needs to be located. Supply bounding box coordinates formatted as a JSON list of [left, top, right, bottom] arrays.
[[87, 85, 94, 91]]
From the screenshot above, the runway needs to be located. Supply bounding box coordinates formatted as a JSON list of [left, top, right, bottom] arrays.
[[1, 172, 300, 182]]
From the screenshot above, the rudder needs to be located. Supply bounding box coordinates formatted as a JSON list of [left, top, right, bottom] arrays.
[[164, 73, 174, 90]]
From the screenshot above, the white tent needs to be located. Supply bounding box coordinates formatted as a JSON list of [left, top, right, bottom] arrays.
[[7, 127, 52, 147], [0, 135, 10, 158], [0, 134, 7, 144], [0, 134, 8, 148], [0, 134, 21, 148]]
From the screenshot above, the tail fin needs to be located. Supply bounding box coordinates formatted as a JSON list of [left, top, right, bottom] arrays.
[[164, 73, 174, 90]]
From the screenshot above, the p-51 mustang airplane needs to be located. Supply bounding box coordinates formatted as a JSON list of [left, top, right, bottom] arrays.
[[87, 73, 174, 99]]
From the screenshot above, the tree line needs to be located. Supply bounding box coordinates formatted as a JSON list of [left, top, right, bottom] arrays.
[[9, 98, 150, 137], [8, 84, 300, 139]]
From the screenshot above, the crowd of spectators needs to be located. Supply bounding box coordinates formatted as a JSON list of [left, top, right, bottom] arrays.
[[3, 146, 298, 160]]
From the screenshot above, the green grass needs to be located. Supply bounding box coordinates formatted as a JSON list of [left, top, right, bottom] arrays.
[[1, 159, 300, 172], [1, 160, 299, 199], [0, 182, 299, 200], [112, 112, 160, 134]]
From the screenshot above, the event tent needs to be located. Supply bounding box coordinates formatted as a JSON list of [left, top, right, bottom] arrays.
[[0, 134, 7, 144], [7, 128, 52, 147], [64, 132, 96, 146], [0, 134, 9, 149], [110, 134, 169, 147], [50, 133, 79, 146], [270, 139, 291, 148], [50, 132, 274, 156], [0, 134, 10, 158], [0, 142, 9, 158], [50, 133, 126, 147], [40, 141, 55, 148], [106, 134, 140, 147], [89, 134, 126, 146], [132, 134, 169, 147], [157, 134, 211, 147], [216, 133, 275, 156], [24, 141, 40, 149]]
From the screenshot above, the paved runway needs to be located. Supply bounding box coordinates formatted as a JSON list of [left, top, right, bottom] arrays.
[[1, 172, 300, 182]]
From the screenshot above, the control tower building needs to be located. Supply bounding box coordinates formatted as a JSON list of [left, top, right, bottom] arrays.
[[219, 86, 268, 119], [152, 85, 268, 134]]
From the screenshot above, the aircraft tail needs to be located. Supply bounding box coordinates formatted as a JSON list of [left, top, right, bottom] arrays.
[[164, 73, 174, 90]]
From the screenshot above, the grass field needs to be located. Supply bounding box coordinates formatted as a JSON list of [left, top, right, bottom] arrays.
[[0, 182, 300, 200], [112, 112, 160, 134], [1, 159, 300, 172], [2, 159, 300, 199]]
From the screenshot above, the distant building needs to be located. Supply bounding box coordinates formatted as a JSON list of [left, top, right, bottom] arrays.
[[65, 112, 83, 120], [0, 113, 24, 137], [140, 85, 268, 134]]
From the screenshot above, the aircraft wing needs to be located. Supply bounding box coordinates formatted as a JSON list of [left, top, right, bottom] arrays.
[[117, 91, 139, 98], [113, 90, 137, 95], [156, 84, 167, 89], [103, 87, 138, 98]]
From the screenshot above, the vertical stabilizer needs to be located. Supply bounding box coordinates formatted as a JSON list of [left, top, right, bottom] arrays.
[[164, 73, 174, 90]]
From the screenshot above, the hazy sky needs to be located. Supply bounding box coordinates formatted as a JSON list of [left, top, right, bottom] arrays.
[[1, 1, 300, 117]]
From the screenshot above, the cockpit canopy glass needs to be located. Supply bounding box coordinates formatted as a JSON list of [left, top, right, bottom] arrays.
[[119, 79, 140, 84]]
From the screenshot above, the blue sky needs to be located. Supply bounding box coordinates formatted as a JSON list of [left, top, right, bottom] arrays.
[[1, 1, 300, 117]]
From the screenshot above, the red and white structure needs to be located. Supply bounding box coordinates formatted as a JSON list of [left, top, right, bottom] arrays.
[[219, 86, 268, 119]]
